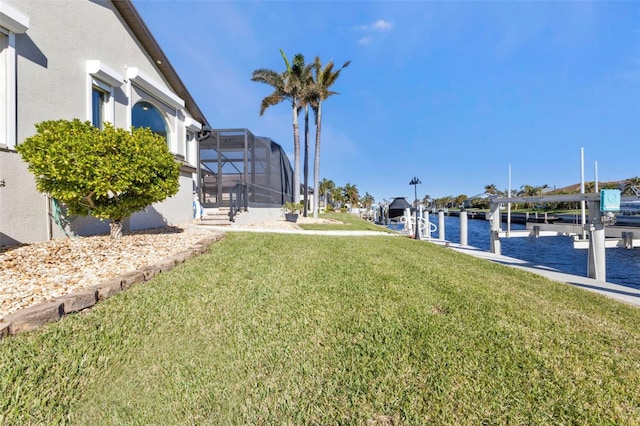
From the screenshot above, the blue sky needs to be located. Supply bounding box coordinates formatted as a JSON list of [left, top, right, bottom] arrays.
[[133, 0, 640, 203]]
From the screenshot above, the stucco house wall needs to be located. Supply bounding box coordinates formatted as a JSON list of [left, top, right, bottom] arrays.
[[0, 0, 207, 245]]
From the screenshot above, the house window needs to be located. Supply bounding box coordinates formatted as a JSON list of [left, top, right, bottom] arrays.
[[91, 87, 106, 129], [86, 60, 122, 128], [132, 101, 167, 143]]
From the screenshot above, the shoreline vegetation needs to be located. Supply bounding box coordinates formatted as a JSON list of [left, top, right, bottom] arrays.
[[1, 215, 639, 424]]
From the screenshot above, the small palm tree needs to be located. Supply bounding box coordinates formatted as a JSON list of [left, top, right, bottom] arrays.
[[360, 192, 375, 209], [519, 184, 543, 209], [331, 186, 344, 208], [319, 178, 335, 209], [484, 184, 498, 195], [454, 194, 468, 208], [623, 177, 640, 195], [343, 183, 359, 207]]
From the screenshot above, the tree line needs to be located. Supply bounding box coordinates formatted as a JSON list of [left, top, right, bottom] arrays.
[[316, 178, 374, 211], [427, 177, 640, 211]]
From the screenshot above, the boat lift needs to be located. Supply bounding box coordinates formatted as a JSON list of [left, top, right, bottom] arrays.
[[489, 191, 640, 282], [401, 207, 437, 240]]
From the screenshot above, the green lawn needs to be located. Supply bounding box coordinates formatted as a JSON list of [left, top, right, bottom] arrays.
[[1, 232, 639, 424], [299, 212, 393, 232]]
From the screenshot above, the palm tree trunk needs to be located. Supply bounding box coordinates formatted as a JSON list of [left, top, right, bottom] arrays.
[[303, 105, 310, 217], [292, 104, 300, 204], [312, 101, 323, 219]]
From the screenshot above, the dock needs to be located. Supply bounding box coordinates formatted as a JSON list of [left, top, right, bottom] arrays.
[[430, 240, 640, 307]]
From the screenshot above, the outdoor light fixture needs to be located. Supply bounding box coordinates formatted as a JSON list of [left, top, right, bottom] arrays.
[[409, 176, 421, 207]]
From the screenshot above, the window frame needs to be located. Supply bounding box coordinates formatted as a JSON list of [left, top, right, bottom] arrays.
[[86, 60, 123, 128], [185, 117, 202, 166], [0, 1, 29, 149], [126, 67, 185, 155]]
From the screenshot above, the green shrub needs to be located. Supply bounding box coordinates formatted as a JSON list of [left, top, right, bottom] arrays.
[[16, 119, 179, 238]]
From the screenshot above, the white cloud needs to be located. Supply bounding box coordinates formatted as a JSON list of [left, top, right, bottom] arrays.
[[371, 19, 393, 31], [358, 36, 373, 45], [356, 19, 393, 32]]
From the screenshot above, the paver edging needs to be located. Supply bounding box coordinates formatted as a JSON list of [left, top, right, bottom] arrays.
[[3, 302, 64, 335], [0, 230, 225, 339]]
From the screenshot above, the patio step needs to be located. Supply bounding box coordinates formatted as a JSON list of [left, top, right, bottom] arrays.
[[198, 208, 236, 226]]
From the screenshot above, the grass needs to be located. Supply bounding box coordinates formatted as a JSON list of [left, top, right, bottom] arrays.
[[1, 231, 640, 424], [299, 211, 393, 232]]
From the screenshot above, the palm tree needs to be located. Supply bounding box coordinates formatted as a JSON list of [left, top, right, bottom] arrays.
[[519, 184, 542, 209], [318, 178, 335, 210], [484, 184, 497, 195], [360, 192, 374, 209], [623, 177, 640, 195], [331, 186, 344, 208], [299, 59, 315, 217], [309, 56, 350, 218], [251, 49, 307, 204], [454, 194, 468, 208], [343, 183, 359, 207], [421, 194, 431, 209]]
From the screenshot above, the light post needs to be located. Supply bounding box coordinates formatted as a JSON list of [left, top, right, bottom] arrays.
[[409, 177, 421, 207], [409, 177, 421, 239]]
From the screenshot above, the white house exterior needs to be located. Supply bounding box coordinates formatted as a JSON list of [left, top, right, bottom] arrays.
[[0, 0, 209, 245]]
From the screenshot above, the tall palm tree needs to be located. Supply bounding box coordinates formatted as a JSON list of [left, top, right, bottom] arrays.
[[251, 49, 306, 204], [309, 56, 351, 218], [299, 60, 315, 217]]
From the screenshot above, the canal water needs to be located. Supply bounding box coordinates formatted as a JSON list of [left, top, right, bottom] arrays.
[[391, 216, 640, 289]]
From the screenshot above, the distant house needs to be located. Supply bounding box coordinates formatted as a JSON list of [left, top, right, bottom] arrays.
[[0, 0, 209, 245]]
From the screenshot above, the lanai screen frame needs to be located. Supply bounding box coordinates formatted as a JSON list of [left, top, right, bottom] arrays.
[[198, 128, 293, 208]]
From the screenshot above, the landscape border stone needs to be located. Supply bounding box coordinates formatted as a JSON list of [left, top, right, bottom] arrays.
[[54, 289, 98, 314], [120, 270, 146, 289], [90, 278, 123, 300], [0, 230, 225, 339], [3, 302, 64, 335], [0, 322, 9, 338]]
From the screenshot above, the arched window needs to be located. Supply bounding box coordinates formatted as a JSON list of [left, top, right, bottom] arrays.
[[132, 101, 167, 142]]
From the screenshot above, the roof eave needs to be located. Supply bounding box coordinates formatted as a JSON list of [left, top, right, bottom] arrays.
[[112, 0, 210, 129]]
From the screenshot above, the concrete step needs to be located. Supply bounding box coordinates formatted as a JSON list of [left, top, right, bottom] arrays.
[[198, 209, 238, 226]]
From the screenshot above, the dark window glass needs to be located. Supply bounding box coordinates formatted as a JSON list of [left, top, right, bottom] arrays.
[[92, 88, 104, 129], [132, 101, 167, 142]]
